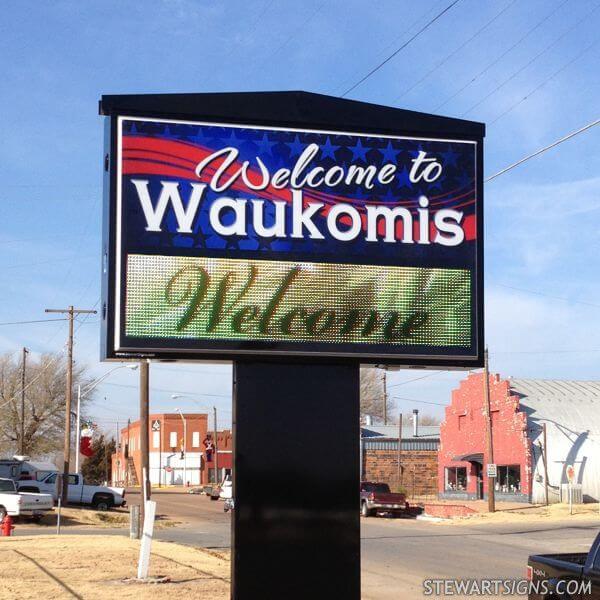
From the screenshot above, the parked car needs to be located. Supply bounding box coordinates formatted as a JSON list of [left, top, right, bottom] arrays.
[[18, 472, 126, 510], [527, 531, 600, 599], [360, 481, 409, 517], [0, 477, 54, 522]]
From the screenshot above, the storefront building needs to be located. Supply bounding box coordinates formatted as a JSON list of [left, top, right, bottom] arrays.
[[439, 373, 600, 503], [361, 412, 440, 498], [111, 413, 232, 486]]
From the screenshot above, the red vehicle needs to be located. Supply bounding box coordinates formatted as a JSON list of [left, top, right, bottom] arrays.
[[360, 481, 409, 517]]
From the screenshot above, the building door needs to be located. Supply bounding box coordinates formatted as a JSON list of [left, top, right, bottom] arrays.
[[474, 463, 484, 499]]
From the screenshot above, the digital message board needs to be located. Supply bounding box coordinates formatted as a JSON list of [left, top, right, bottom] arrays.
[[101, 94, 483, 366]]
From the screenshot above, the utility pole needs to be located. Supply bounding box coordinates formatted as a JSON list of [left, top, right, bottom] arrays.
[[213, 406, 219, 485], [45, 306, 96, 504], [139, 360, 150, 523], [483, 348, 495, 513], [542, 423, 549, 506], [382, 368, 388, 426], [20, 347, 28, 455], [397, 413, 403, 488]]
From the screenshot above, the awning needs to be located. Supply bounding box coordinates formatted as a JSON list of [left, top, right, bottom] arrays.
[[451, 453, 484, 463]]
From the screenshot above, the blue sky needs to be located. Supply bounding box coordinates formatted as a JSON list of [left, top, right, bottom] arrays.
[[1, 0, 599, 434]]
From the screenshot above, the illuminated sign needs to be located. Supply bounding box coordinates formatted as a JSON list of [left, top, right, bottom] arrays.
[[101, 94, 483, 366]]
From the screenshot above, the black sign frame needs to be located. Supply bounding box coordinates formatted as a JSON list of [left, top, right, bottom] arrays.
[[100, 92, 484, 368]]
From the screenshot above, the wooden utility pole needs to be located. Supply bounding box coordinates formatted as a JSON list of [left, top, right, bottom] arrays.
[[542, 423, 549, 506], [397, 413, 403, 487], [213, 406, 219, 485], [483, 348, 495, 513], [20, 347, 28, 455], [382, 369, 388, 425], [45, 306, 96, 504], [139, 360, 150, 523]]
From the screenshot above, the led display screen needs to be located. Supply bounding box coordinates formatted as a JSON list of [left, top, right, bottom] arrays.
[[103, 112, 482, 365]]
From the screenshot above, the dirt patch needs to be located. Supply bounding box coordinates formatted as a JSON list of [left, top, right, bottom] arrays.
[[17, 507, 177, 529], [0, 534, 229, 599], [432, 502, 600, 525]]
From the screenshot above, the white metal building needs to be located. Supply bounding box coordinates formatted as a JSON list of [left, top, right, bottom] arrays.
[[511, 379, 600, 504]]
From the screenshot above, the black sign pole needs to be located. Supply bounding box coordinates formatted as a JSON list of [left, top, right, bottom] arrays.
[[232, 361, 360, 600]]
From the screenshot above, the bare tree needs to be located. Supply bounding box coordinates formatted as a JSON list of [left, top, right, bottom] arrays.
[[400, 412, 441, 427], [0, 352, 93, 457], [360, 366, 396, 423]]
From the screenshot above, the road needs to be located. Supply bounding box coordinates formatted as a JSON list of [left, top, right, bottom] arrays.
[[148, 490, 600, 598], [15, 489, 600, 599]]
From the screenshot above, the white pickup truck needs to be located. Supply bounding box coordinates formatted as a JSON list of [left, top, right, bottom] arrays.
[[0, 478, 53, 521], [18, 473, 126, 511]]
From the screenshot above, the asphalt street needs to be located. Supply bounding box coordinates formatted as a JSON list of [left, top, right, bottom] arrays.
[[15, 489, 600, 599]]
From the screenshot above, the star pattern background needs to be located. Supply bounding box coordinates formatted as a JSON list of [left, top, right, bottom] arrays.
[[122, 119, 476, 268]]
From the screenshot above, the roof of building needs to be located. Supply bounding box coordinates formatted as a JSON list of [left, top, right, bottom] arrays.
[[361, 424, 440, 440], [509, 378, 600, 435]]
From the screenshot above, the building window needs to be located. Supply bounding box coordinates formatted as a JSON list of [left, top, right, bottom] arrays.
[[169, 431, 177, 448], [458, 414, 466, 431], [192, 432, 200, 448], [445, 467, 467, 491], [496, 465, 521, 493], [152, 431, 160, 449]]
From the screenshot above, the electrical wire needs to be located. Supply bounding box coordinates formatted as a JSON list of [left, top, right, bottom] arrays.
[[489, 39, 600, 125], [341, 0, 462, 98], [461, 2, 600, 117], [391, 395, 447, 407], [0, 318, 67, 326], [393, 0, 516, 103], [0, 298, 99, 411], [434, 0, 569, 112], [388, 372, 442, 389], [494, 282, 600, 308], [485, 118, 600, 182]]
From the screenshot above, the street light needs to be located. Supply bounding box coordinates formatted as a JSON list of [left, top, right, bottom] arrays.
[[174, 407, 187, 487], [171, 394, 218, 485], [75, 364, 138, 473]]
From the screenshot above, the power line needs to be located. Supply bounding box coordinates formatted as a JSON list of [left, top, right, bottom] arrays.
[[485, 118, 600, 182], [3, 255, 95, 270], [461, 2, 600, 117], [434, 0, 569, 112], [101, 381, 230, 399], [489, 39, 600, 125], [333, 1, 446, 96], [0, 318, 67, 326], [0, 298, 100, 411], [341, 0, 462, 98], [391, 395, 447, 407], [494, 282, 600, 308], [388, 371, 442, 389], [393, 0, 516, 103]]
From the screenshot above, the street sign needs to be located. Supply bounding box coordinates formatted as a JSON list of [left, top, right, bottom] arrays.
[[566, 464, 575, 483], [100, 92, 484, 367], [164, 466, 172, 473], [151, 419, 161, 431], [486, 463, 497, 478]]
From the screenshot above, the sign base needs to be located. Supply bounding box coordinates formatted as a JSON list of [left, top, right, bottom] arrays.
[[232, 361, 360, 600]]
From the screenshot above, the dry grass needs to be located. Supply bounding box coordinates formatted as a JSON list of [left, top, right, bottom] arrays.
[[0, 534, 230, 599], [18, 507, 177, 529], [435, 502, 600, 525]]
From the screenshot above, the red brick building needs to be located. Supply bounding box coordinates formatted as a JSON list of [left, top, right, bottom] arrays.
[[111, 413, 232, 487], [440, 374, 600, 504], [438, 373, 532, 502], [361, 413, 440, 498]]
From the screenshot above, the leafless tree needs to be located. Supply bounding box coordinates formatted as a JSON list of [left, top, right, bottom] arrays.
[[359, 366, 396, 423], [0, 352, 93, 457]]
